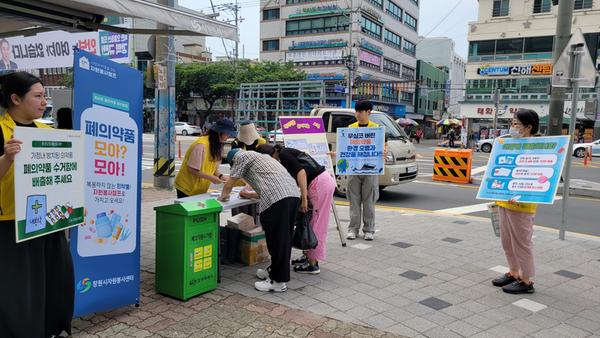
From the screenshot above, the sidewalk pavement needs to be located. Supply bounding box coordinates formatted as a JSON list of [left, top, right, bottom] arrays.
[[74, 187, 600, 338]]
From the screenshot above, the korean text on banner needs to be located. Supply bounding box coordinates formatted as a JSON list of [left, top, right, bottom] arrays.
[[476, 135, 570, 204], [13, 128, 85, 242], [279, 116, 334, 174], [71, 49, 142, 316], [335, 127, 385, 175]]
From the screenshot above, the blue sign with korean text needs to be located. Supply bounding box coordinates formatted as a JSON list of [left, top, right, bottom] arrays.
[[71, 49, 142, 316], [336, 127, 385, 175], [476, 136, 570, 204]]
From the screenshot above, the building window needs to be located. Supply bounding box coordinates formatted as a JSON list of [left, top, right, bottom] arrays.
[[386, 1, 403, 22], [368, 0, 383, 9], [533, 0, 551, 13], [383, 58, 401, 76], [361, 16, 382, 39], [262, 40, 279, 51], [468, 40, 495, 60], [402, 65, 415, 79], [263, 8, 280, 20], [408, 0, 418, 6], [403, 39, 416, 56], [574, 0, 593, 9], [524, 36, 553, 58], [286, 15, 349, 35], [286, 0, 320, 4], [404, 13, 417, 31], [492, 0, 510, 17], [495, 38, 523, 55], [384, 29, 402, 49]]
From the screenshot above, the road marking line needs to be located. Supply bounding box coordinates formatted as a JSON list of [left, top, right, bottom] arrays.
[[471, 165, 488, 175], [435, 203, 491, 215]]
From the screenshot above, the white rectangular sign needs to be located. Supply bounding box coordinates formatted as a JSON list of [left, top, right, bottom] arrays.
[[14, 127, 85, 242]]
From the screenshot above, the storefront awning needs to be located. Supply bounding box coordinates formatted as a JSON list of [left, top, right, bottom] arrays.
[[0, 0, 238, 41]]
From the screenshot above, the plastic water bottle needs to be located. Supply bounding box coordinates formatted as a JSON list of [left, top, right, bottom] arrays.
[[95, 212, 112, 238]]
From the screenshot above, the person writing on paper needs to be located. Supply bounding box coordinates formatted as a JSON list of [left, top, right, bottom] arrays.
[[174, 118, 236, 198], [0, 72, 74, 338], [256, 144, 335, 275], [219, 148, 300, 292], [491, 109, 540, 294]]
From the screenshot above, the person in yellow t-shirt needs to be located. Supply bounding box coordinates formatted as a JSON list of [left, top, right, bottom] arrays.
[[174, 118, 236, 198], [491, 108, 540, 295]]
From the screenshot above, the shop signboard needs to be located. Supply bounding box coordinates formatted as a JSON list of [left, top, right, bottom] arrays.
[[359, 50, 381, 66], [477, 64, 552, 76]]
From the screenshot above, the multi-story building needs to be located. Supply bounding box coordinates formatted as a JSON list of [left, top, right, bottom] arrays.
[[259, 0, 420, 116], [414, 60, 449, 123], [462, 0, 600, 137], [416, 37, 466, 119]]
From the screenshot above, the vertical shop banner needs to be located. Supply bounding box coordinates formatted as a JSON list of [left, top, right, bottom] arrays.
[[335, 127, 385, 175], [279, 116, 334, 174], [477, 136, 569, 203], [71, 49, 142, 316], [13, 128, 84, 242]]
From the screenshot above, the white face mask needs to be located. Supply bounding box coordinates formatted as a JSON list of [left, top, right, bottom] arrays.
[[509, 127, 522, 138]]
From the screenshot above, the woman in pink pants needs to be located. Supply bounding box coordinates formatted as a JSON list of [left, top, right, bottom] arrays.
[[491, 109, 539, 294], [257, 144, 335, 274]]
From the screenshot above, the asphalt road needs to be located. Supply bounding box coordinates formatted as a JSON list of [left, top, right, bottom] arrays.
[[141, 134, 600, 237]]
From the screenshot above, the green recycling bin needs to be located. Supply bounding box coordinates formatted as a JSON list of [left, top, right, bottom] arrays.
[[154, 199, 223, 300]]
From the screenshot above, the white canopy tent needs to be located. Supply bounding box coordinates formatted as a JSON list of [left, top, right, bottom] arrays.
[[0, 0, 238, 40]]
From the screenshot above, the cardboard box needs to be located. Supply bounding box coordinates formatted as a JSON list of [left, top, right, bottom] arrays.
[[226, 213, 255, 232], [238, 227, 270, 266]]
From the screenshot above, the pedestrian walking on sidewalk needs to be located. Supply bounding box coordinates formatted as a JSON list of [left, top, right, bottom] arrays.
[[219, 149, 300, 292], [344, 100, 387, 241], [448, 128, 456, 148], [0, 72, 74, 338], [256, 144, 336, 275], [491, 109, 540, 294], [174, 118, 236, 198]]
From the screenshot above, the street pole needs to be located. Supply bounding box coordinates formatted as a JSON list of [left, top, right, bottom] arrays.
[[345, 0, 354, 108], [559, 43, 583, 241], [153, 0, 176, 189], [234, 0, 239, 60], [493, 87, 500, 138], [547, 0, 574, 135], [594, 71, 600, 140]]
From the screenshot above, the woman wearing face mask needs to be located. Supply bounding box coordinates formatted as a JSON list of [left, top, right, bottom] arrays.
[[491, 109, 540, 294], [174, 118, 236, 198], [0, 72, 74, 337]]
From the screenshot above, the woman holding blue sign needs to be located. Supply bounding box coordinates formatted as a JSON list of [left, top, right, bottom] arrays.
[[0, 72, 74, 337], [492, 109, 539, 294]]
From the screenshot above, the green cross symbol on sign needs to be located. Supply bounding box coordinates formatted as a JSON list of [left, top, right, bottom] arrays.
[[31, 200, 43, 214]]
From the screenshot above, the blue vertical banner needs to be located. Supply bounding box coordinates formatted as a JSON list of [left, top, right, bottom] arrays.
[[71, 49, 142, 316]]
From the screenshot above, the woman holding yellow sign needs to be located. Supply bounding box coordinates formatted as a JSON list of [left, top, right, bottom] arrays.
[[0, 72, 74, 337]]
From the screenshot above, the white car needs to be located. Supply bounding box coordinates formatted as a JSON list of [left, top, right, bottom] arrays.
[[477, 134, 511, 153], [174, 122, 202, 136], [573, 139, 600, 157]]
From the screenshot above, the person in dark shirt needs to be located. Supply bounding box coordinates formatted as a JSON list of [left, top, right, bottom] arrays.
[[256, 144, 336, 274]]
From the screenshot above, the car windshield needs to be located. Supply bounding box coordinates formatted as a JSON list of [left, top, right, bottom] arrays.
[[369, 113, 409, 140]]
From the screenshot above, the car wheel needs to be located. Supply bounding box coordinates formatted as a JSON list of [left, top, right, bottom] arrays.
[[182, 130, 188, 136], [481, 143, 492, 153], [574, 147, 586, 158], [334, 174, 348, 198]]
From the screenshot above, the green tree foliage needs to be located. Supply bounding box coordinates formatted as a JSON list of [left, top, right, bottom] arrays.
[[175, 60, 305, 118]]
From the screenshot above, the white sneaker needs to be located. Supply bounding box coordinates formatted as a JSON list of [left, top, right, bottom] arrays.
[[364, 232, 374, 241], [254, 278, 287, 292], [346, 232, 357, 240], [256, 268, 269, 280]]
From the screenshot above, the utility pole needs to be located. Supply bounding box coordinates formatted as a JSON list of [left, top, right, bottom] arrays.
[[492, 87, 500, 138], [345, 0, 355, 108], [234, 0, 239, 60], [547, 0, 574, 135], [153, 0, 176, 189], [559, 43, 583, 240]]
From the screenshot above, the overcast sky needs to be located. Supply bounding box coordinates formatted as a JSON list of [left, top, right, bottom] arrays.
[[178, 0, 479, 60]]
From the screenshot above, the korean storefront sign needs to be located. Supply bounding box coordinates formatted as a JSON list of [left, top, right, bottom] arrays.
[[286, 49, 343, 62], [2, 30, 129, 70], [336, 127, 385, 175], [359, 50, 381, 66], [477, 136, 569, 203], [71, 49, 142, 316], [289, 39, 347, 50], [477, 64, 552, 76], [13, 128, 85, 242]]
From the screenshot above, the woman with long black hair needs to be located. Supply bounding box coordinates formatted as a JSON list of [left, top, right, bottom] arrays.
[[174, 118, 236, 198], [0, 72, 74, 337]]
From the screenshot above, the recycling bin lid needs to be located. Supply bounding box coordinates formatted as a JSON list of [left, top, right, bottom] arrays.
[[154, 198, 223, 216]]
